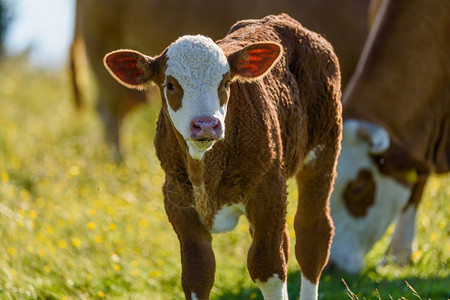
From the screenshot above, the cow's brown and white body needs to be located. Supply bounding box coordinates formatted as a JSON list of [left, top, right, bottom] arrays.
[[72, 0, 366, 156], [329, 0, 450, 273], [104, 14, 342, 299]]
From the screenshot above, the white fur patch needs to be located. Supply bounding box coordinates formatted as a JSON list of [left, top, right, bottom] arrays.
[[303, 145, 324, 166], [300, 274, 318, 300], [329, 120, 411, 272], [164, 35, 229, 160], [186, 140, 215, 160], [191, 292, 198, 300], [210, 203, 246, 234], [255, 274, 288, 300]]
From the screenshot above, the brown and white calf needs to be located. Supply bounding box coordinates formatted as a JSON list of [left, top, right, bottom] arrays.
[[329, 0, 450, 273], [104, 14, 342, 299]]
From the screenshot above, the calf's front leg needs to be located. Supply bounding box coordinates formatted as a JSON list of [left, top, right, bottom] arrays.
[[164, 181, 215, 300], [246, 176, 290, 300]]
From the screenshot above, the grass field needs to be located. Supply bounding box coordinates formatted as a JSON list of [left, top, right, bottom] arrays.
[[0, 56, 448, 299]]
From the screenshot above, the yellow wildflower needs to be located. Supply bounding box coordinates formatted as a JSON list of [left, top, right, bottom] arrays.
[[411, 250, 423, 263], [7, 247, 16, 256], [429, 233, 438, 241], [149, 270, 162, 278], [94, 235, 104, 243], [139, 218, 149, 228], [72, 238, 81, 248], [1, 172, 9, 183], [68, 165, 80, 177], [87, 222, 96, 230], [46, 225, 55, 234], [29, 210, 38, 219]]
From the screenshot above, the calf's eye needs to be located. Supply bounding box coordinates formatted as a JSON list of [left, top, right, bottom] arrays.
[[166, 83, 174, 91]]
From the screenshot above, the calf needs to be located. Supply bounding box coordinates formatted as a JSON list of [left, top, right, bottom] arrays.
[[104, 14, 342, 299], [329, 0, 450, 273]]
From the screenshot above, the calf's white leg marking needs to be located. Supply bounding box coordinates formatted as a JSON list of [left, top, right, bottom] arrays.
[[300, 274, 318, 300], [255, 274, 289, 300]]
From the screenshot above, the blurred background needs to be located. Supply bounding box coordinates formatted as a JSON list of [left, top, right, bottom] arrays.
[[0, 0, 448, 299], [2, 0, 75, 68]]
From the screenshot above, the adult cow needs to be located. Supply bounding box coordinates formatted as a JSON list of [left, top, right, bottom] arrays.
[[329, 0, 449, 273], [71, 0, 370, 156]]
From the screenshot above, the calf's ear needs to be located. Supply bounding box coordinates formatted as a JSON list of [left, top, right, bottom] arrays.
[[104, 50, 159, 90], [228, 42, 281, 81]]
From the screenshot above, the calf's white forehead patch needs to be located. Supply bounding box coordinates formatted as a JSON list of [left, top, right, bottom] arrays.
[[165, 35, 229, 90]]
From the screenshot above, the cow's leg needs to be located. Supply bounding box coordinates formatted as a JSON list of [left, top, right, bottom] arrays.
[[97, 83, 147, 159], [164, 181, 215, 300], [384, 178, 427, 265], [246, 175, 289, 300], [84, 28, 147, 159], [295, 149, 336, 300]]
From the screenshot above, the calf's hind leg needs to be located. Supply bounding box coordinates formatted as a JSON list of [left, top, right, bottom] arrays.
[[294, 151, 336, 300]]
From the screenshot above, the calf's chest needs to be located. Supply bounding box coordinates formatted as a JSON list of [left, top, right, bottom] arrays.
[[192, 184, 246, 234]]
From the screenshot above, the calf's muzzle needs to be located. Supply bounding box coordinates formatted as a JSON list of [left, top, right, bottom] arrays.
[[190, 116, 223, 141]]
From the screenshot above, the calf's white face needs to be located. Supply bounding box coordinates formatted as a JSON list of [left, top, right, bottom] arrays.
[[164, 36, 229, 159], [329, 120, 411, 273], [104, 35, 281, 160]]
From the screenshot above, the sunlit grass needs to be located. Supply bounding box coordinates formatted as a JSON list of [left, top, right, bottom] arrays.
[[0, 56, 448, 299]]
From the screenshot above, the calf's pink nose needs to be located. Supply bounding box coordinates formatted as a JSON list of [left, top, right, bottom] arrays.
[[190, 116, 222, 140]]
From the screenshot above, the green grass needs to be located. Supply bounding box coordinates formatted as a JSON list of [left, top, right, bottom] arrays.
[[0, 56, 448, 299]]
